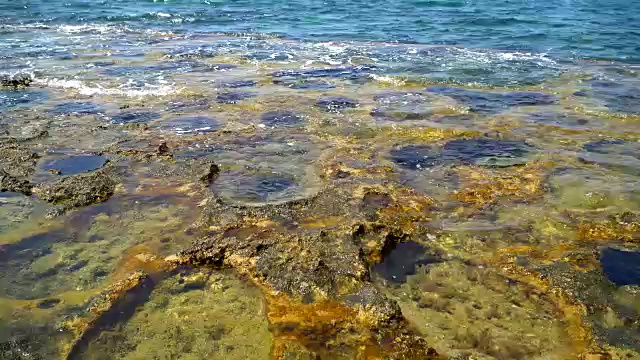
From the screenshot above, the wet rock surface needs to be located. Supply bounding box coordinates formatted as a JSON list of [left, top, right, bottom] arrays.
[[427, 86, 557, 113], [0, 73, 33, 88], [1, 35, 640, 360], [166, 97, 210, 112], [33, 168, 118, 212], [0, 143, 39, 194], [217, 79, 258, 88]]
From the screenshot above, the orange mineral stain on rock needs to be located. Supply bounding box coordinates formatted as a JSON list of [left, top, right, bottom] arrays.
[[487, 249, 595, 358], [265, 292, 440, 360], [453, 162, 550, 208]]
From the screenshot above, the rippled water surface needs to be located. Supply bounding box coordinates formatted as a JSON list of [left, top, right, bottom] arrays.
[[1, 1, 640, 359]]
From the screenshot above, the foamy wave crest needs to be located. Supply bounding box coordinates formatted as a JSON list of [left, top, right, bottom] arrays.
[[34, 78, 182, 97], [0, 23, 51, 31], [56, 24, 135, 35], [369, 74, 407, 86], [446, 47, 558, 67]]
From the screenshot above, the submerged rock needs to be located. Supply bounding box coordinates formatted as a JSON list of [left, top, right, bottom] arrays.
[[372, 241, 441, 283], [166, 98, 210, 112], [316, 97, 359, 112], [101, 59, 211, 76], [580, 139, 640, 174], [217, 79, 257, 88], [48, 101, 104, 116], [159, 116, 219, 135], [442, 138, 533, 167], [372, 91, 434, 120], [260, 111, 303, 127], [273, 78, 335, 90], [214, 172, 297, 204], [171, 184, 440, 358], [110, 110, 161, 125], [216, 92, 256, 104], [270, 65, 376, 81], [583, 79, 640, 114], [427, 86, 556, 114], [600, 248, 640, 286], [0, 90, 47, 111], [526, 111, 591, 128], [40, 155, 108, 175], [391, 138, 533, 169], [33, 168, 118, 211], [390, 145, 441, 169]]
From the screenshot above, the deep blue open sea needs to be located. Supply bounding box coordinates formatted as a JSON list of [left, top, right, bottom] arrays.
[[2, 0, 640, 62]]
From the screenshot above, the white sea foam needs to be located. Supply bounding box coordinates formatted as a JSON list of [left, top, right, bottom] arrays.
[[33, 77, 182, 97], [369, 74, 406, 86], [56, 24, 133, 35]]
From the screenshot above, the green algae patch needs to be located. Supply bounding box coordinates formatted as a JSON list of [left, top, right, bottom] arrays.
[[72, 269, 272, 360], [387, 261, 577, 359]]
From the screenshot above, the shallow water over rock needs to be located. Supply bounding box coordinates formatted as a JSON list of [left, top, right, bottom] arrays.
[[427, 86, 556, 114], [372, 242, 441, 283], [316, 96, 359, 112], [0, 90, 47, 111], [584, 79, 640, 114], [2, 14, 640, 359], [213, 172, 298, 205], [159, 116, 219, 135], [40, 155, 108, 176], [260, 111, 303, 127], [580, 139, 640, 174], [216, 92, 256, 104], [391, 138, 533, 169], [48, 101, 104, 116], [110, 110, 161, 124], [273, 78, 335, 90], [600, 248, 640, 286]]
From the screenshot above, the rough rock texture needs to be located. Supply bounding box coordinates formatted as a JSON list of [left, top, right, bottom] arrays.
[[171, 182, 440, 358], [33, 168, 118, 210], [0, 142, 39, 194], [0, 73, 33, 88]]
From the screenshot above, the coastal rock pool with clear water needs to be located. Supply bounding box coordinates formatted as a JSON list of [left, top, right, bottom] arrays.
[[1, 0, 640, 359]]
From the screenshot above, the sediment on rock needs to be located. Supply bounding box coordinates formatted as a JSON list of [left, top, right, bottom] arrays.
[[170, 181, 442, 358], [63, 271, 157, 360], [33, 168, 118, 210], [0, 142, 39, 194]]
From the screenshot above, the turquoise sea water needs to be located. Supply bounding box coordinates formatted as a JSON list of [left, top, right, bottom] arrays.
[[2, 0, 640, 63]]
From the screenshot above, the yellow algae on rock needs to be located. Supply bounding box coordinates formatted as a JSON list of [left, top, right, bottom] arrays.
[[390, 260, 584, 360], [452, 162, 549, 208]]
